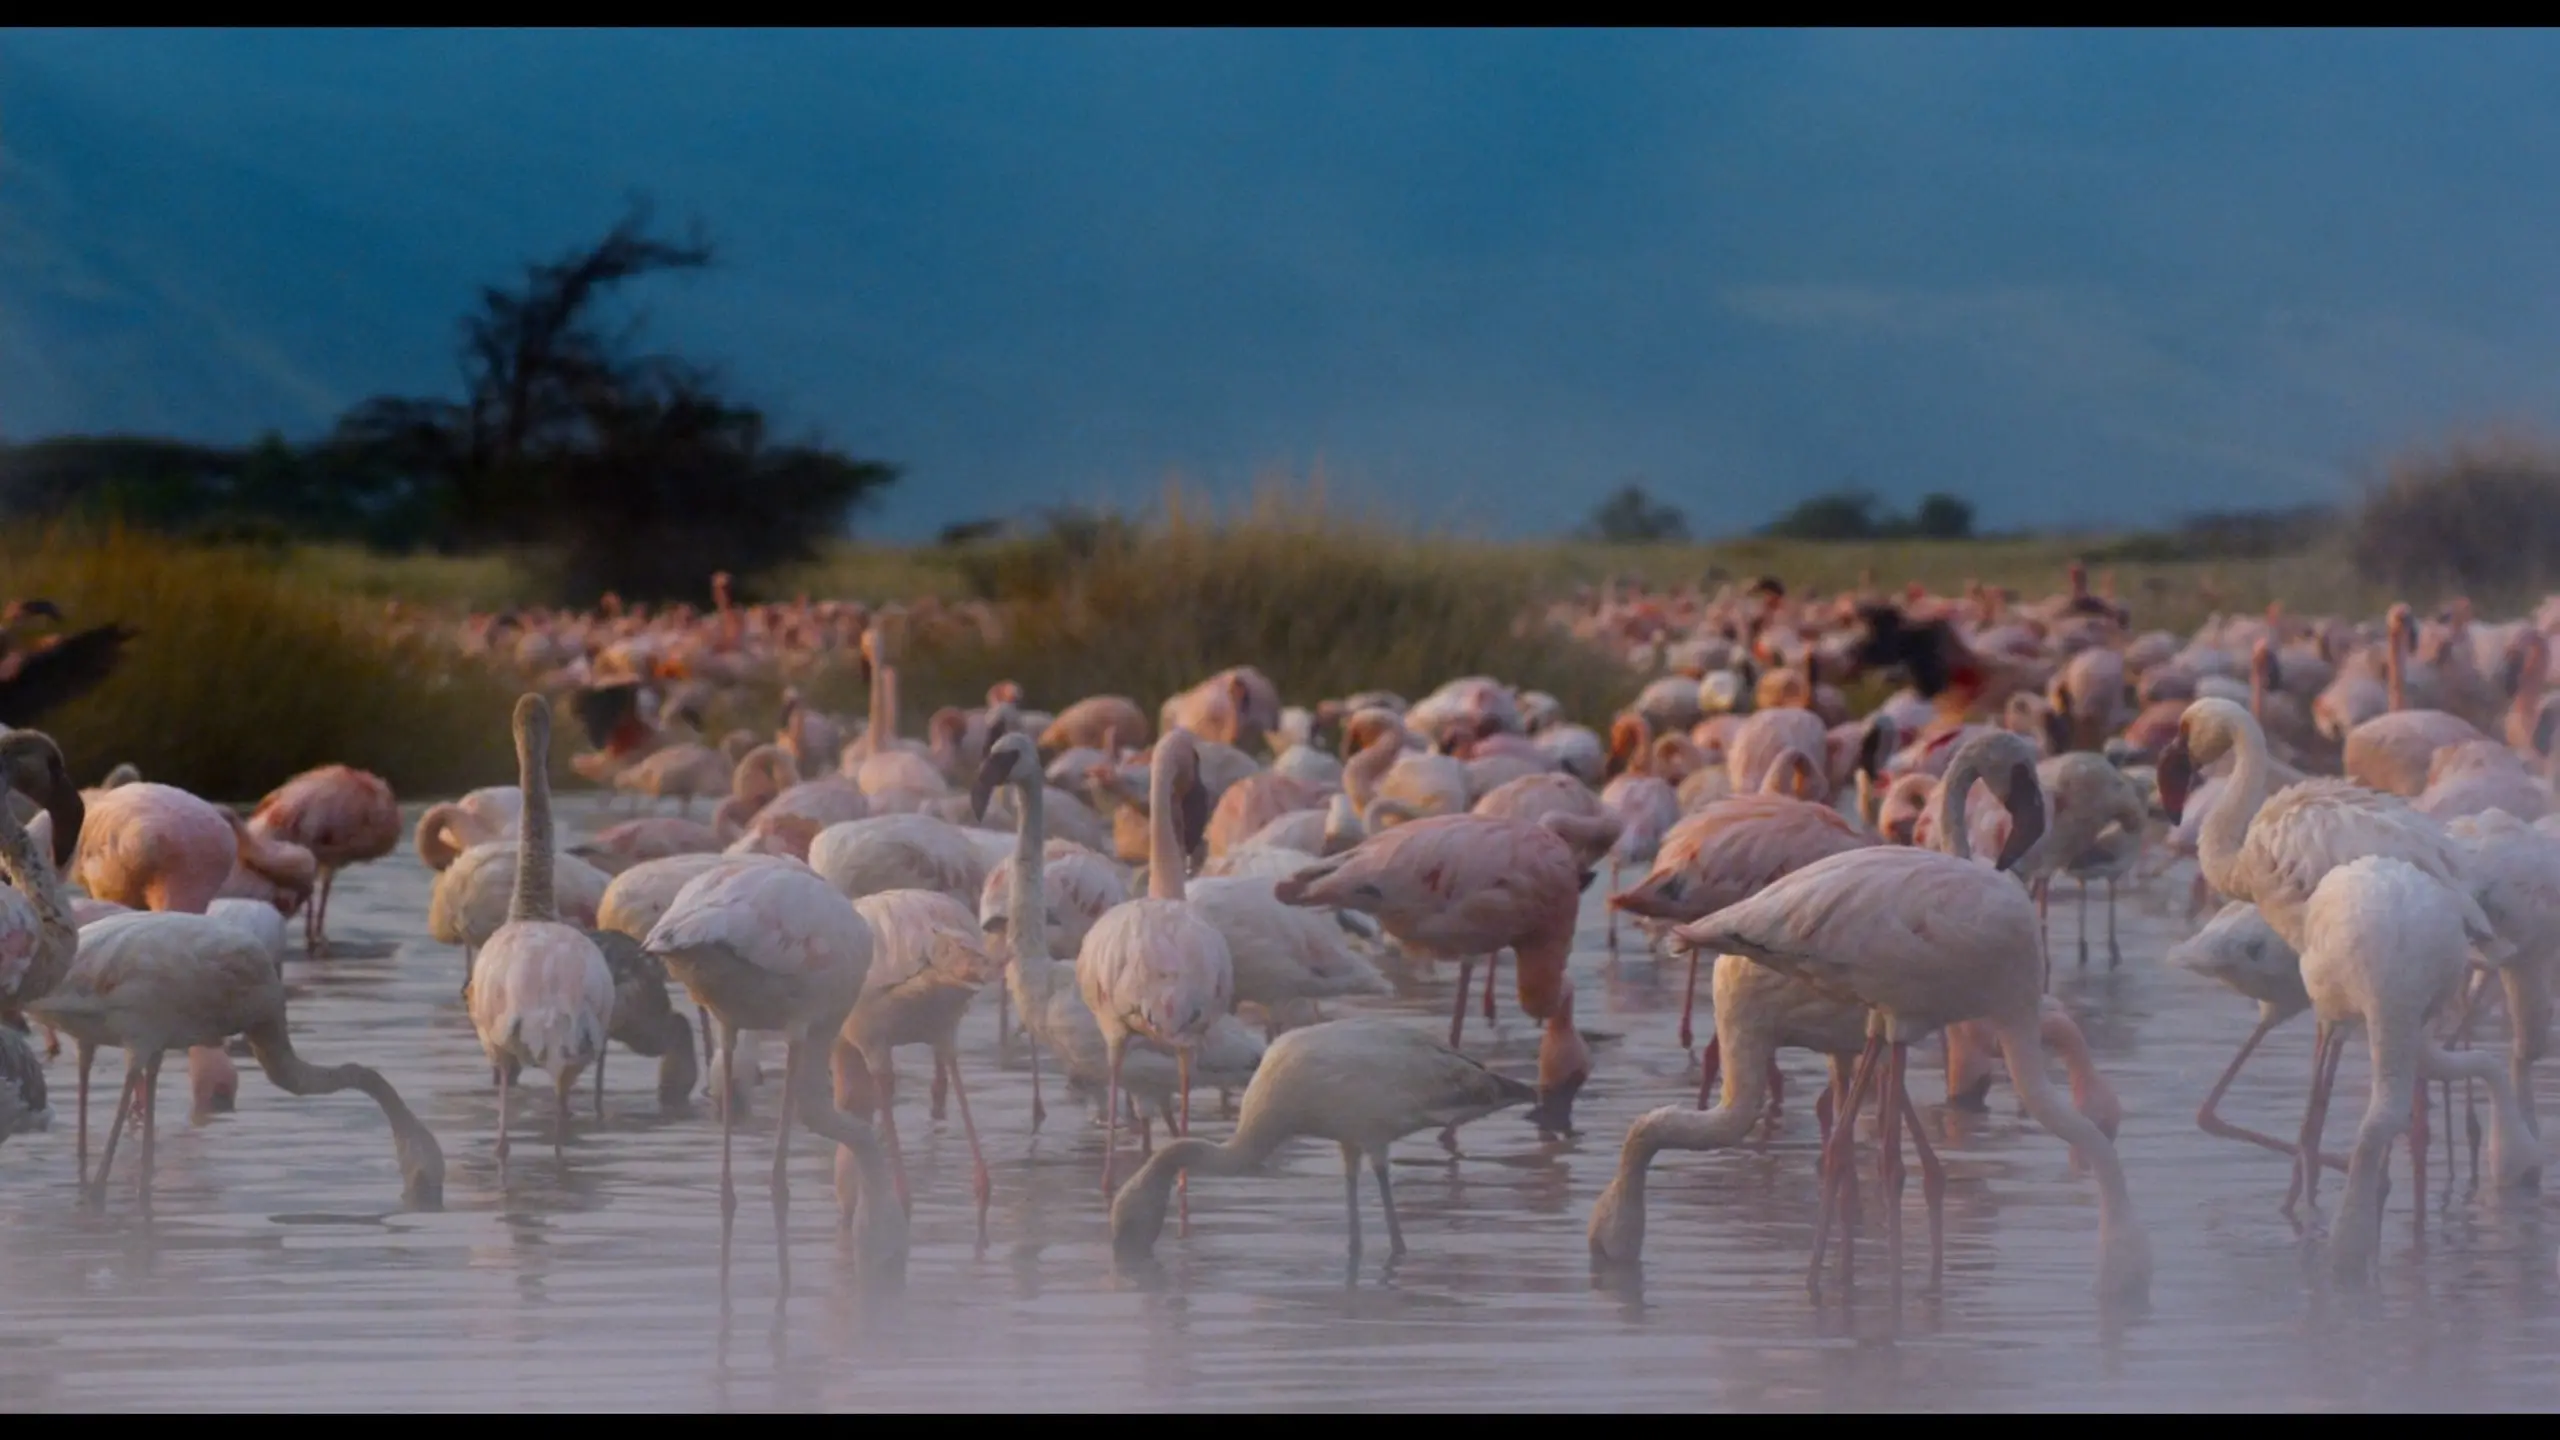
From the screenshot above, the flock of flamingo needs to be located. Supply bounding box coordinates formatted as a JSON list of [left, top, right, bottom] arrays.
[[8, 559, 2560, 1309]]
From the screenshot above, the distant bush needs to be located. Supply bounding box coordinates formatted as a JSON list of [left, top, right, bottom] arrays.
[[2086, 504, 2336, 565], [2, 526, 521, 799], [2347, 436, 2560, 595], [1579, 484, 1691, 544], [1762, 488, 1975, 541], [806, 487, 1638, 729]]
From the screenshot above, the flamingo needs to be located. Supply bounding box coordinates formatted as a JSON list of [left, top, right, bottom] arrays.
[[2295, 856, 2543, 1276], [1108, 1018, 1536, 1262], [974, 733, 1260, 1137], [596, 850, 796, 1117], [1610, 752, 1872, 1089], [0, 1022, 43, 1143], [427, 840, 611, 995], [642, 846, 908, 1282], [834, 887, 997, 1224], [30, 909, 445, 1211], [2168, 900, 2340, 1170], [414, 786, 521, 871], [1644, 822, 2151, 1303], [1077, 730, 1235, 1197], [467, 695, 617, 1163], [246, 763, 400, 954], [1275, 811, 1592, 1136]]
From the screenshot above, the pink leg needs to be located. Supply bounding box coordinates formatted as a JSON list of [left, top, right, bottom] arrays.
[[1899, 1083, 1946, 1292], [1696, 1033, 1723, 1109], [1029, 1032, 1048, 1132], [91, 1066, 138, 1203], [1878, 1040, 1908, 1308], [718, 1021, 739, 1225], [1177, 1048, 1193, 1236], [138, 1052, 162, 1214], [940, 1042, 991, 1239], [1482, 951, 1499, 1024], [2410, 1061, 2429, 1243], [871, 1057, 911, 1212], [1449, 957, 1475, 1047], [1678, 954, 1700, 1051], [929, 1050, 950, 1122], [1809, 1035, 1882, 1294], [1101, 1042, 1124, 1196], [1606, 858, 1622, 949], [75, 1042, 94, 1189]]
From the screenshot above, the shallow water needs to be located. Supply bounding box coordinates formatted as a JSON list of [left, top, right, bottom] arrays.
[[7, 795, 2560, 1411]]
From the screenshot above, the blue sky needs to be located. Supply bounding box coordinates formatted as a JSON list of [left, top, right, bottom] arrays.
[[6, 29, 2560, 539]]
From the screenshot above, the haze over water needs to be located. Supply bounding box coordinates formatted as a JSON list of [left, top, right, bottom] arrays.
[[5, 795, 2560, 1411]]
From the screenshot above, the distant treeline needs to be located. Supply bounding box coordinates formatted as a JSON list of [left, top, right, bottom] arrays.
[[0, 198, 897, 604]]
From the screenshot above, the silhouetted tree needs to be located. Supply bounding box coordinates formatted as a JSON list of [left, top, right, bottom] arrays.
[[1912, 492, 1975, 540], [342, 194, 897, 599], [1763, 489, 1884, 540], [1579, 484, 1690, 543]]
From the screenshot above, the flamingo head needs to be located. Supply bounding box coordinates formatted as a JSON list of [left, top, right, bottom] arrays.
[[0, 729, 80, 867], [971, 733, 1041, 822]]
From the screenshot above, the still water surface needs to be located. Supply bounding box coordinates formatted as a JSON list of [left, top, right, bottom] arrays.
[[5, 796, 2560, 1410]]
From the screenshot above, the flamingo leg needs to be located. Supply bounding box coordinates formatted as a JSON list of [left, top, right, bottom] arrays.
[[2409, 1057, 2429, 1243], [312, 868, 337, 957], [1449, 957, 1476, 1047], [1605, 857, 1621, 950], [940, 1042, 991, 1237], [871, 1056, 911, 1213], [1029, 1028, 1047, 1133], [2197, 1011, 2342, 1167], [91, 1066, 139, 1204], [1177, 1047, 1193, 1237], [595, 1046, 608, 1121], [1482, 951, 1498, 1025], [1339, 1141, 1364, 1260], [719, 1020, 740, 1224], [1809, 1033, 1881, 1294], [929, 1049, 950, 1123], [2076, 879, 2091, 969], [75, 1040, 94, 1189], [2290, 1023, 2346, 1226], [1696, 1033, 1722, 1110], [1371, 1147, 1407, 1259], [1101, 1039, 1124, 1197], [1879, 1039, 1907, 1308], [1678, 954, 1700, 1052], [2105, 878, 2123, 969], [495, 1063, 514, 1166], [138, 1051, 162, 1214], [771, 1035, 799, 1237], [1898, 1083, 1946, 1292]]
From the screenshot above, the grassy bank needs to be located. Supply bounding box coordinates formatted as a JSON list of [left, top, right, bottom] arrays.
[[4, 527, 525, 800]]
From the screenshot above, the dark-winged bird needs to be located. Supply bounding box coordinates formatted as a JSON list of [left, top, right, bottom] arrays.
[[0, 599, 137, 733]]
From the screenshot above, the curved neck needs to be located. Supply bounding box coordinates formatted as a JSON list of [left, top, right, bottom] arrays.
[[2195, 718, 2266, 904], [1989, 1009, 2144, 1290], [243, 1019, 443, 1205], [1937, 759, 1982, 863], [1343, 733, 1398, 807], [1008, 772, 1054, 986], [1147, 752, 1185, 901], [511, 726, 557, 925], [1111, 1124, 1288, 1254], [415, 803, 468, 872], [869, 640, 900, 750], [0, 795, 70, 944]]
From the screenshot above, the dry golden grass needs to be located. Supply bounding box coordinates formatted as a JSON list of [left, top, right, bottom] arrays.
[[4, 526, 524, 799]]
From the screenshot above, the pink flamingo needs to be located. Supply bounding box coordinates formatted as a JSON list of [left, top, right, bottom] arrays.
[[68, 781, 313, 1126], [1077, 730, 1234, 1198], [247, 764, 400, 955], [642, 838, 908, 1283], [1641, 830, 2150, 1303], [467, 696, 616, 1164], [1275, 811, 1593, 1136]]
